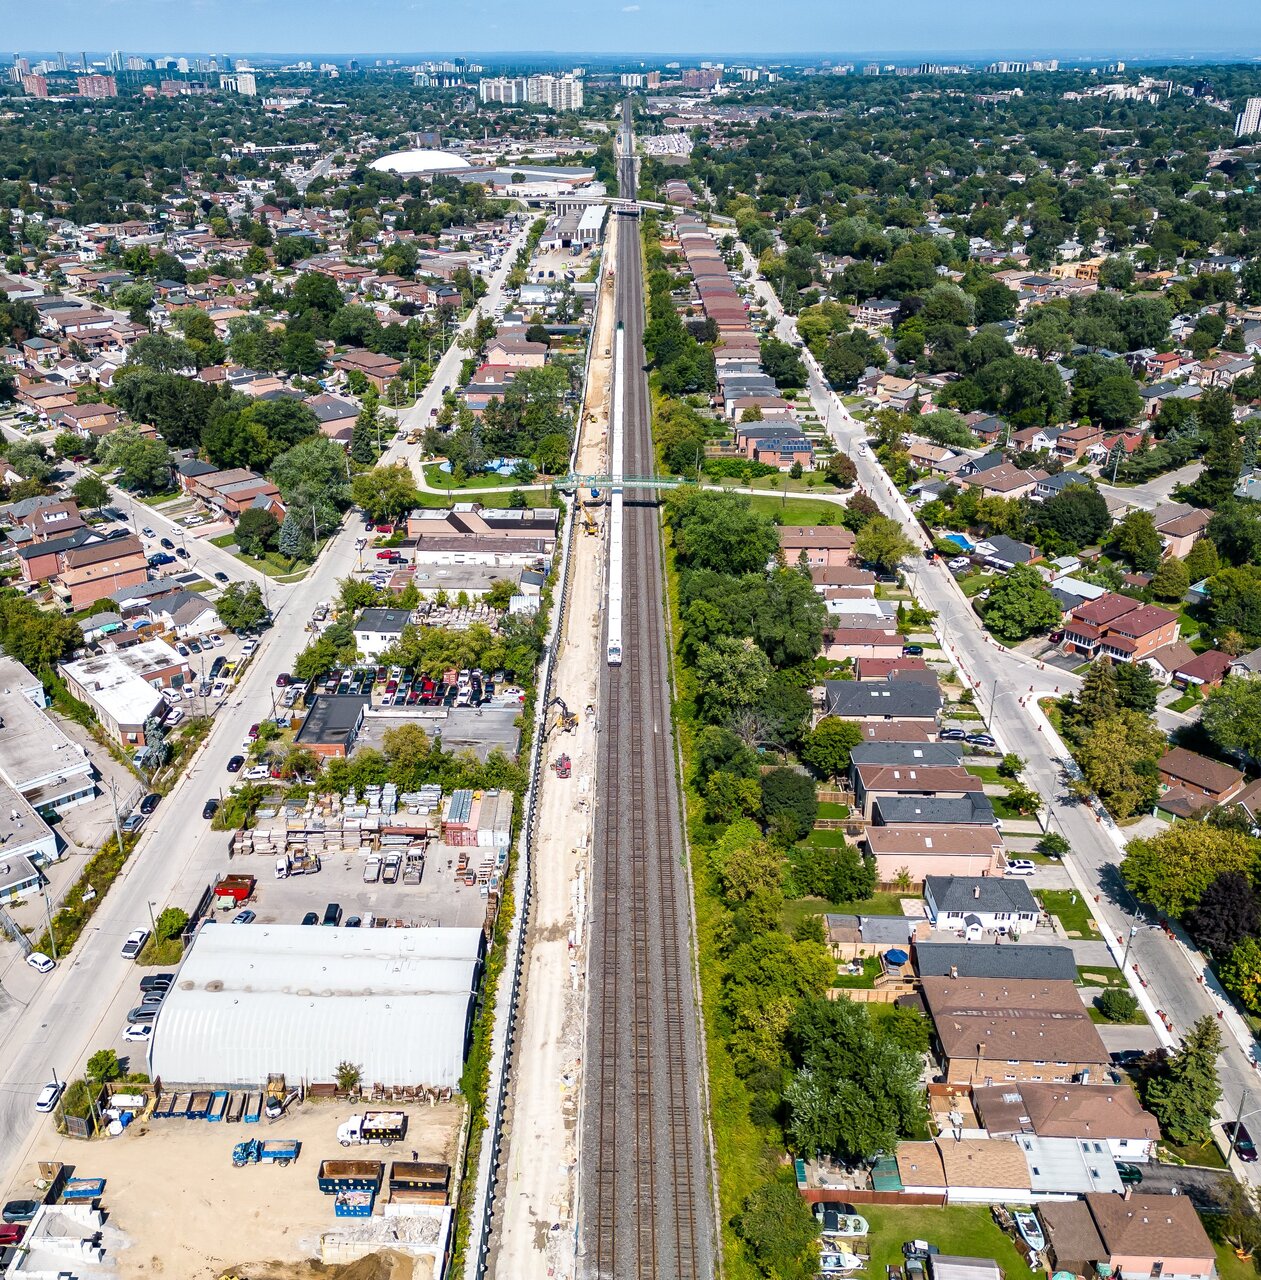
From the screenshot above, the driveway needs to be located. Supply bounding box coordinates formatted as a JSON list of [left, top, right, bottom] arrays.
[[1098, 461, 1204, 512], [1138, 1160, 1238, 1211]]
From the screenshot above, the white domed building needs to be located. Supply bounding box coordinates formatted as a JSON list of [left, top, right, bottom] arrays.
[[368, 149, 473, 176]]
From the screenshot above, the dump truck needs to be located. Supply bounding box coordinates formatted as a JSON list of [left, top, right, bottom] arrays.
[[317, 1159, 384, 1193], [232, 1138, 301, 1167], [336, 1111, 407, 1147]]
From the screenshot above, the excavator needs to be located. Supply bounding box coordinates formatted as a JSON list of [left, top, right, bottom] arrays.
[[546, 696, 578, 736], [577, 498, 598, 537]]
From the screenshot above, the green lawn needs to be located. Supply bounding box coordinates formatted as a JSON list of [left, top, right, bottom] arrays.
[[959, 573, 996, 597], [743, 494, 846, 525], [966, 765, 1006, 783], [781, 892, 908, 936], [1161, 1138, 1228, 1170], [410, 489, 554, 510], [1039, 889, 1101, 938], [1077, 964, 1127, 988], [805, 827, 851, 848], [1168, 688, 1203, 714], [422, 464, 530, 490], [832, 954, 881, 988], [816, 801, 850, 819], [862, 1205, 1037, 1280], [137, 489, 182, 506]]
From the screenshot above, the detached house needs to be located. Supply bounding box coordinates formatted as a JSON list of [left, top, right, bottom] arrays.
[[1061, 594, 1179, 663], [778, 526, 855, 568]]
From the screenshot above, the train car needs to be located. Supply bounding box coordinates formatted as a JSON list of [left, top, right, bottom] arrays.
[[607, 321, 625, 666]]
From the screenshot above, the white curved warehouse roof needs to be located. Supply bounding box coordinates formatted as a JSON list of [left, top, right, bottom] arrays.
[[149, 924, 484, 1088], [368, 148, 472, 175]]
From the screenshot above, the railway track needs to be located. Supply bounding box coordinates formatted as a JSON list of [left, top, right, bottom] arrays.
[[582, 105, 714, 1280]]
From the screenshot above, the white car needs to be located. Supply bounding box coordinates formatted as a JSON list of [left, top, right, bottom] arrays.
[[1006, 859, 1036, 876], [122, 1023, 153, 1043], [34, 1081, 65, 1113], [211, 681, 228, 699], [33, 1080, 64, 1111], [25, 952, 55, 973], [242, 765, 271, 781], [241, 639, 258, 656], [120, 928, 149, 960], [210, 633, 225, 647], [948, 556, 971, 570]]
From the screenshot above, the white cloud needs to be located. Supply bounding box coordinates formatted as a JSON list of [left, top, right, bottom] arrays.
[[621, 3, 640, 10]]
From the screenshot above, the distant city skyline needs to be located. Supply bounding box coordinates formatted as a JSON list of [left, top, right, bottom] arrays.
[[9, 0, 1261, 59]]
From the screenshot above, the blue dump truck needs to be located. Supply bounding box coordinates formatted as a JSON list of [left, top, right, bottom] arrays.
[[232, 1138, 301, 1167]]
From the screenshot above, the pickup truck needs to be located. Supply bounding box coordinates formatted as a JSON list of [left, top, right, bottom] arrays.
[[362, 856, 381, 884], [232, 1138, 301, 1167], [337, 1111, 408, 1147], [382, 853, 401, 884]]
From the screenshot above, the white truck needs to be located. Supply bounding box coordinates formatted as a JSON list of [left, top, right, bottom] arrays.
[[337, 1111, 408, 1147]]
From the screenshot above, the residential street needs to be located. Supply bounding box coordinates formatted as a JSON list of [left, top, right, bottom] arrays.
[[744, 261, 1261, 1181], [0, 223, 531, 1202]]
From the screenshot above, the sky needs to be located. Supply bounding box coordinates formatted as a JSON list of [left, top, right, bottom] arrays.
[[9, 0, 1261, 59]]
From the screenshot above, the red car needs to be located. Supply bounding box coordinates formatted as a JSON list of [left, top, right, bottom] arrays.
[[375, 524, 394, 535], [0, 1224, 26, 1246], [376, 550, 394, 560], [275, 672, 290, 687]]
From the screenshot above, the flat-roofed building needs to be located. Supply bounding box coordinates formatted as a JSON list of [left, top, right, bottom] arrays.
[[0, 656, 95, 814]]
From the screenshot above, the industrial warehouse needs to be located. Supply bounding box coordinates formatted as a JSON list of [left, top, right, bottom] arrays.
[[148, 925, 486, 1089]]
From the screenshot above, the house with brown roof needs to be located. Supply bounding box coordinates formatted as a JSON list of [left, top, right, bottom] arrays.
[[894, 1138, 1032, 1204], [851, 764, 984, 820], [959, 462, 1042, 500], [1156, 747, 1244, 817], [1142, 639, 1198, 686], [779, 526, 855, 568], [972, 1082, 1160, 1161], [1152, 502, 1213, 559], [1173, 649, 1232, 690], [1053, 423, 1106, 461], [334, 348, 403, 392], [52, 534, 148, 610], [1061, 594, 1180, 663], [863, 824, 1005, 885], [1082, 1192, 1216, 1280], [485, 336, 548, 368], [920, 975, 1110, 1086], [820, 626, 904, 664], [11, 499, 85, 543], [53, 401, 121, 438]]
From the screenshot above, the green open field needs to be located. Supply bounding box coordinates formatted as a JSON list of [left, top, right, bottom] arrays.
[[862, 1205, 1038, 1280]]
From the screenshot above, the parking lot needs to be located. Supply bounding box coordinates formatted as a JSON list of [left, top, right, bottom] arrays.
[[215, 847, 493, 931], [16, 1097, 461, 1280]]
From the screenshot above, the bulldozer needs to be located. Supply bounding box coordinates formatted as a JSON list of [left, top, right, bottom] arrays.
[[546, 696, 579, 735]]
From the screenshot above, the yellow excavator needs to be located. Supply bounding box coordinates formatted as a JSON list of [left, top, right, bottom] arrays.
[[577, 499, 598, 536], [547, 697, 579, 735]]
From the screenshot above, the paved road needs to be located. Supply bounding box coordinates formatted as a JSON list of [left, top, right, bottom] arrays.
[[739, 249, 1261, 1183], [1098, 460, 1205, 512], [0, 196, 540, 1204]]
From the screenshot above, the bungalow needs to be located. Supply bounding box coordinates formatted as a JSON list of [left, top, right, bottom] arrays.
[[1142, 640, 1198, 686], [1229, 647, 1261, 680], [852, 764, 984, 821], [974, 535, 1040, 571], [820, 626, 904, 664], [485, 336, 548, 368], [1156, 746, 1244, 817], [895, 1139, 1032, 1206], [1173, 649, 1231, 690], [822, 678, 942, 724], [923, 875, 1039, 937], [1078, 1192, 1216, 1280], [864, 824, 1005, 885], [973, 1082, 1160, 1162]]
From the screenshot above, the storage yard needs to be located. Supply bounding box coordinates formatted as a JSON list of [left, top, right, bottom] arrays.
[[15, 1100, 461, 1280]]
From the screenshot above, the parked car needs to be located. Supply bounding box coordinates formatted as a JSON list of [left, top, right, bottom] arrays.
[[965, 732, 997, 747], [938, 728, 966, 741], [322, 902, 343, 927], [226, 754, 245, 774], [121, 928, 149, 960], [25, 952, 55, 973], [247, 723, 260, 741], [232, 909, 256, 925], [345, 915, 362, 928], [139, 973, 174, 992], [123, 1023, 153, 1043], [141, 526, 156, 538], [2, 1201, 39, 1225], [0, 1223, 26, 1246], [1006, 859, 1036, 876], [947, 556, 970, 570], [1116, 1162, 1143, 1185], [902, 644, 924, 656], [210, 633, 225, 646], [242, 765, 270, 781], [33, 1081, 64, 1113], [202, 799, 220, 820], [211, 681, 228, 699], [241, 639, 257, 656], [160, 537, 174, 549], [125, 1005, 158, 1023], [1226, 1121, 1258, 1161], [139, 793, 161, 815], [275, 672, 290, 687], [301, 911, 319, 926]]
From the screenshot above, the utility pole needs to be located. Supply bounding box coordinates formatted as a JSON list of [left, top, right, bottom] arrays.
[[41, 881, 58, 961], [107, 778, 125, 853]]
